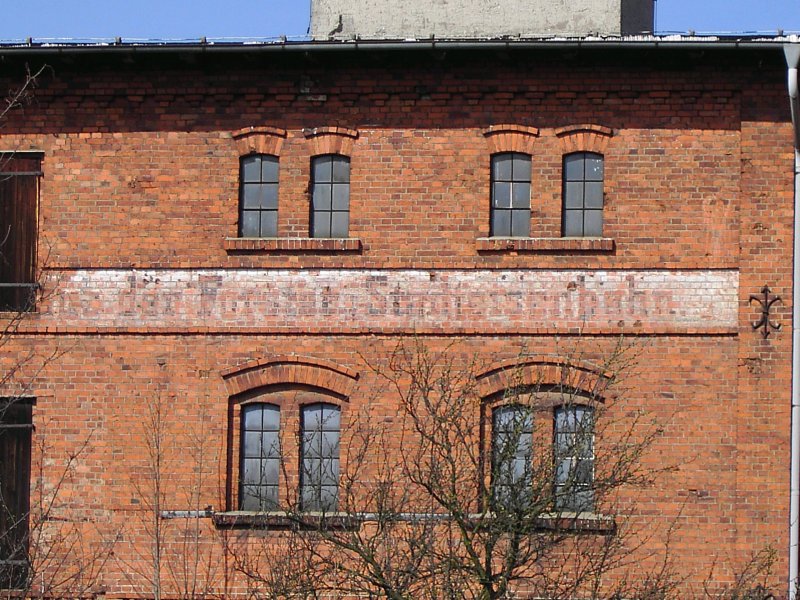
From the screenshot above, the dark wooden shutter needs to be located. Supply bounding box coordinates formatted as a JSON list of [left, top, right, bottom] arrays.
[[0, 154, 40, 311]]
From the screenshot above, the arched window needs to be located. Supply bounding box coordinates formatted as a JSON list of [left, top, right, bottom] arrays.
[[491, 152, 531, 237], [311, 154, 350, 238], [554, 405, 594, 512], [562, 152, 604, 237], [301, 403, 341, 511], [239, 403, 281, 511], [492, 405, 533, 510], [239, 154, 279, 238]]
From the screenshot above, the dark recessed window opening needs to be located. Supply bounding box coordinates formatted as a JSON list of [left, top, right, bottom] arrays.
[[554, 405, 594, 513], [492, 405, 533, 511], [311, 155, 350, 238], [491, 153, 531, 237], [239, 154, 279, 238], [562, 152, 604, 237], [239, 403, 281, 511], [301, 403, 340, 512], [0, 400, 33, 589], [0, 154, 41, 312]]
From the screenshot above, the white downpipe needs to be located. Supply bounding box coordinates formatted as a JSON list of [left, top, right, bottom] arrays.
[[786, 42, 800, 600]]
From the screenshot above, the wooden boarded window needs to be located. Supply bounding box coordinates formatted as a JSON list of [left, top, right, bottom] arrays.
[[0, 153, 41, 312], [0, 400, 32, 589]]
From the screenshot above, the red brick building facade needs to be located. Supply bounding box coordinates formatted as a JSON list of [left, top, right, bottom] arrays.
[[0, 39, 796, 597]]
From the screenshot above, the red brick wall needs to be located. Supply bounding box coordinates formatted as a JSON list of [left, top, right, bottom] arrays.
[[0, 46, 793, 597]]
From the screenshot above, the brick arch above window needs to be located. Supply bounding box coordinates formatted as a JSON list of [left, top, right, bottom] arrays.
[[303, 126, 359, 156], [231, 126, 288, 157], [221, 355, 360, 399], [475, 355, 613, 401], [554, 124, 613, 155], [483, 124, 540, 155]]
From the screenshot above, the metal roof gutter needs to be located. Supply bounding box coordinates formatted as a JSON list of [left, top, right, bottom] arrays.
[[0, 36, 796, 56]]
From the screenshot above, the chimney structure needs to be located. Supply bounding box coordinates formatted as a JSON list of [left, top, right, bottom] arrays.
[[310, 0, 655, 40]]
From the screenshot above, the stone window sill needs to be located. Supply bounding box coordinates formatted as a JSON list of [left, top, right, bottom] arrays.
[[475, 237, 615, 252], [212, 511, 358, 530], [224, 237, 363, 253], [212, 510, 614, 534]]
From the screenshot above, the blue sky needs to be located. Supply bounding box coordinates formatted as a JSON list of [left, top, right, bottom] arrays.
[[0, 0, 797, 41]]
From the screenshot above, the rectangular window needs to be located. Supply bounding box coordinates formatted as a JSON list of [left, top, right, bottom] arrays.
[[554, 405, 594, 512], [239, 154, 279, 238], [301, 403, 340, 512], [491, 153, 531, 237], [0, 153, 41, 312], [492, 405, 533, 511], [0, 400, 32, 589], [239, 403, 281, 511], [311, 155, 350, 238], [562, 152, 604, 237]]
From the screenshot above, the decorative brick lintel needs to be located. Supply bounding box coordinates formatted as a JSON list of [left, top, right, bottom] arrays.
[[224, 237, 363, 252], [303, 126, 359, 139], [231, 126, 287, 140], [475, 237, 615, 252], [554, 124, 614, 138], [483, 124, 540, 137]]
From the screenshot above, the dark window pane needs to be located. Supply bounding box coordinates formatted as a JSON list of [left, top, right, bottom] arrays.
[[262, 432, 280, 459], [563, 211, 583, 236], [260, 211, 278, 237], [261, 405, 280, 429], [243, 458, 264, 485], [260, 485, 279, 509], [261, 156, 279, 182], [321, 431, 340, 457], [511, 183, 530, 208], [493, 183, 511, 208], [331, 212, 349, 238], [242, 156, 261, 182], [332, 184, 350, 211], [312, 156, 332, 182], [564, 182, 583, 209], [240, 488, 262, 512], [510, 210, 530, 237], [512, 154, 531, 181], [262, 458, 280, 482], [492, 209, 511, 237], [242, 184, 262, 209], [313, 184, 332, 210], [585, 155, 604, 181], [312, 215, 331, 238], [262, 183, 279, 209], [584, 210, 603, 237], [564, 154, 584, 180], [492, 154, 512, 181], [242, 405, 263, 429], [241, 212, 260, 237], [320, 459, 340, 487], [243, 432, 262, 458], [332, 157, 350, 183], [584, 182, 603, 209]]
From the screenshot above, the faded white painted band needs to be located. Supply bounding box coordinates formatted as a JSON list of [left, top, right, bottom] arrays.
[[42, 269, 739, 333]]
